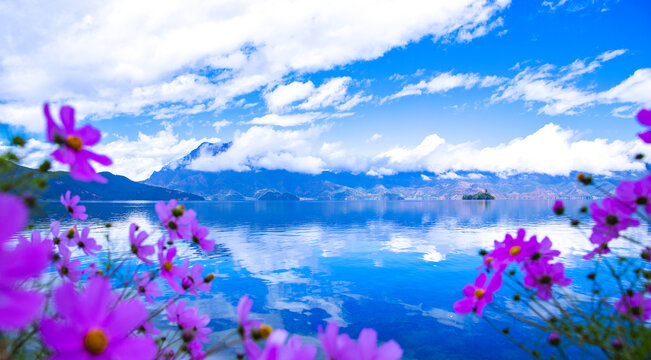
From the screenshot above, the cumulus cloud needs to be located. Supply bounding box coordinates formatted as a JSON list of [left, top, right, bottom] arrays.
[[212, 120, 232, 133], [366, 133, 383, 143], [244, 112, 324, 127], [0, 0, 511, 132], [383, 72, 506, 103]]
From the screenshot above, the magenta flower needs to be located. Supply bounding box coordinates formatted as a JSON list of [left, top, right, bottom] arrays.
[[350, 328, 403, 360], [318, 322, 356, 359], [56, 245, 83, 282], [636, 108, 651, 143], [522, 235, 560, 265], [614, 291, 651, 321], [616, 175, 651, 214], [189, 219, 215, 251], [238, 295, 263, 338], [40, 276, 156, 359], [155, 200, 196, 241], [73, 225, 102, 256], [135, 271, 162, 304], [453, 272, 503, 316], [245, 329, 316, 360], [44, 103, 112, 183], [129, 223, 155, 264], [491, 228, 530, 265], [50, 221, 69, 248], [177, 259, 213, 295], [0, 194, 50, 330], [523, 262, 571, 300], [552, 200, 564, 215], [166, 300, 212, 350], [642, 247, 651, 262], [590, 198, 639, 233], [60, 190, 88, 220], [157, 239, 184, 293]]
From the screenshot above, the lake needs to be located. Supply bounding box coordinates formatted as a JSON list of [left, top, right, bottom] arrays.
[[32, 200, 642, 359]]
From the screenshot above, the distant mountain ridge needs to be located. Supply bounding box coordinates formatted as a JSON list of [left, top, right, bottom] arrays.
[[143, 142, 646, 200]]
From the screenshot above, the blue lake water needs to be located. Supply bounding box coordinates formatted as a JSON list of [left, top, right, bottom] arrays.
[[32, 200, 646, 359]]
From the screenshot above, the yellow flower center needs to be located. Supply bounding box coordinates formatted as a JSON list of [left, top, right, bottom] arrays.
[[66, 136, 83, 151], [509, 246, 521, 256], [163, 261, 173, 272], [485, 257, 493, 263], [84, 329, 108, 355], [474, 289, 485, 299], [66, 228, 75, 239], [259, 325, 272, 339]]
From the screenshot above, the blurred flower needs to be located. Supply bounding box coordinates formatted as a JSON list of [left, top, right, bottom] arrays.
[[60, 190, 88, 220], [318, 322, 356, 359], [157, 239, 184, 293], [523, 262, 571, 300], [0, 194, 50, 330], [244, 329, 316, 360], [614, 291, 651, 321], [189, 219, 215, 252], [44, 103, 112, 183], [155, 200, 196, 241], [135, 271, 162, 304], [636, 108, 651, 143], [548, 333, 560, 346], [552, 200, 564, 216], [73, 226, 102, 256], [40, 276, 156, 359], [129, 223, 155, 264], [238, 295, 263, 339], [522, 235, 560, 265], [453, 272, 503, 316], [177, 259, 212, 295], [616, 175, 651, 214], [56, 245, 82, 282]]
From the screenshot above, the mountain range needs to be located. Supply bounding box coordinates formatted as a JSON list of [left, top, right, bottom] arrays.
[[142, 142, 643, 200]]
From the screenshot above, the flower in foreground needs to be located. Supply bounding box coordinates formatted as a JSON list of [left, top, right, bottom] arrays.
[[0, 193, 50, 330], [44, 103, 112, 183], [244, 329, 316, 360], [60, 190, 88, 220], [614, 291, 651, 321], [491, 228, 529, 266], [189, 219, 215, 251], [453, 272, 503, 316], [522, 235, 560, 265], [56, 245, 83, 282], [40, 276, 157, 359], [616, 174, 651, 214], [155, 200, 196, 241], [73, 225, 102, 256], [318, 322, 356, 359], [523, 262, 571, 300], [135, 271, 162, 304], [636, 108, 651, 143], [129, 223, 155, 264], [157, 239, 184, 293], [238, 295, 263, 338]]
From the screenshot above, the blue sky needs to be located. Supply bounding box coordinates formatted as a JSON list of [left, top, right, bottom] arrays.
[[1, 0, 650, 180]]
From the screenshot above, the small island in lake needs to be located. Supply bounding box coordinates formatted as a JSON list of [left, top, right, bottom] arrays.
[[462, 189, 496, 200]]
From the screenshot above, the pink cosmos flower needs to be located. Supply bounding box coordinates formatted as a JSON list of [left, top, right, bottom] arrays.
[[642, 247, 651, 262], [522, 235, 560, 265], [318, 322, 357, 359], [616, 175, 651, 214], [244, 329, 316, 360], [590, 198, 639, 233], [523, 262, 571, 300], [189, 219, 215, 251], [166, 300, 212, 351], [44, 103, 112, 183], [157, 240, 184, 293], [491, 228, 529, 265], [238, 295, 263, 338], [177, 259, 212, 295], [135, 271, 162, 304], [155, 200, 196, 241], [129, 223, 155, 264], [552, 200, 564, 215], [50, 221, 69, 248], [40, 276, 156, 359], [73, 225, 102, 256], [453, 272, 503, 316], [60, 190, 88, 220], [0, 194, 50, 330], [349, 328, 403, 360], [56, 245, 83, 282], [636, 108, 651, 143], [614, 291, 651, 321], [188, 339, 206, 359]]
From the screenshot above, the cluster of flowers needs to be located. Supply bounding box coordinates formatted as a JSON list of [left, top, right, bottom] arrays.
[[0, 103, 404, 360], [453, 108, 651, 355]]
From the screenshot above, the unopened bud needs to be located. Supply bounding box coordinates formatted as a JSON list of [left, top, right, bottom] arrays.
[[204, 274, 215, 283], [548, 333, 560, 346], [39, 160, 51, 172], [576, 173, 592, 185], [11, 136, 25, 147]]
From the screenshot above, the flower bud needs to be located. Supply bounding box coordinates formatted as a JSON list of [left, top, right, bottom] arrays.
[[11, 136, 25, 147], [552, 200, 564, 215], [204, 274, 215, 283], [548, 333, 560, 346], [570, 219, 580, 226], [576, 173, 592, 185], [39, 160, 51, 172]]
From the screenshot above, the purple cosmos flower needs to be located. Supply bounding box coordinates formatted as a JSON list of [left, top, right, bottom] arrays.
[[637, 108, 651, 143], [453, 272, 503, 316], [552, 200, 564, 216], [44, 103, 113, 183], [642, 247, 651, 262], [166, 300, 212, 350], [238, 295, 263, 339], [157, 239, 184, 293], [318, 322, 357, 360], [590, 198, 639, 234], [245, 329, 316, 360], [40, 276, 156, 359], [177, 259, 213, 295], [188, 339, 206, 359], [56, 245, 83, 282], [522, 235, 560, 265], [60, 190, 88, 220], [73, 225, 102, 256], [189, 219, 215, 251], [50, 221, 69, 248], [614, 291, 651, 321], [616, 175, 651, 214], [523, 262, 571, 300], [491, 228, 530, 265], [135, 271, 162, 304], [155, 200, 196, 241], [130, 223, 155, 264], [0, 194, 50, 330], [350, 328, 403, 360]]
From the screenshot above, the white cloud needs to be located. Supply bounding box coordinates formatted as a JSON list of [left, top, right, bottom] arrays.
[[366, 133, 383, 143], [264, 81, 316, 112], [0, 0, 511, 132], [383, 72, 505, 102], [600, 68, 651, 107], [245, 113, 321, 127], [298, 77, 351, 110], [212, 120, 232, 133], [420, 174, 432, 181]]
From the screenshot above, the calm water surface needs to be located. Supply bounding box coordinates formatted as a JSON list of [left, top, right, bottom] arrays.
[[32, 200, 641, 359]]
